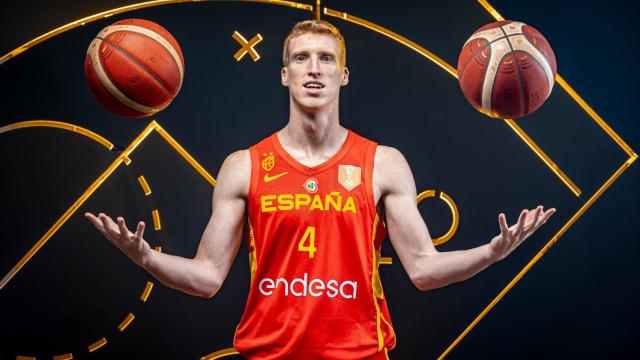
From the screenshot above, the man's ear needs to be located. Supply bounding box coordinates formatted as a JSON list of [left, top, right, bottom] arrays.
[[341, 66, 350, 86], [281, 67, 289, 87]]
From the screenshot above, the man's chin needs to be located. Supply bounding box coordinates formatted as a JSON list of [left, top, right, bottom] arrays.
[[297, 99, 329, 113]]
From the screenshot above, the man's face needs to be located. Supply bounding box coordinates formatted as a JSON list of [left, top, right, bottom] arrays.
[[281, 33, 349, 112]]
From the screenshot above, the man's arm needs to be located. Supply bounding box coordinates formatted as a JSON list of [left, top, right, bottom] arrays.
[[85, 149, 250, 298], [375, 146, 555, 291]]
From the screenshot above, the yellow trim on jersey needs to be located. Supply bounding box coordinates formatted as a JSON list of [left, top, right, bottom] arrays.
[[371, 214, 384, 351], [381, 310, 397, 350], [247, 216, 257, 282], [372, 214, 397, 353]]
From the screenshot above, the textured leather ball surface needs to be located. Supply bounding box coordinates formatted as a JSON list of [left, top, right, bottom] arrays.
[[457, 20, 556, 119], [84, 18, 184, 118]]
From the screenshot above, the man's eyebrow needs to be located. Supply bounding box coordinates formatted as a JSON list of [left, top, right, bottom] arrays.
[[292, 49, 337, 55]]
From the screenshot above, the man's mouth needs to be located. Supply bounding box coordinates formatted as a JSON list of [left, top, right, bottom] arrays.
[[303, 81, 325, 89]]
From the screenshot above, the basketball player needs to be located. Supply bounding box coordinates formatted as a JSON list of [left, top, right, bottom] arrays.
[[85, 20, 555, 359]]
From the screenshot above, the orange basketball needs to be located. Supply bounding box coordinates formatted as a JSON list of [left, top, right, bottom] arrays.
[[84, 19, 185, 118], [457, 20, 556, 119]]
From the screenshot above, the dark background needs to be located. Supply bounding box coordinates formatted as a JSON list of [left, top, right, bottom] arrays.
[[0, 1, 638, 359]]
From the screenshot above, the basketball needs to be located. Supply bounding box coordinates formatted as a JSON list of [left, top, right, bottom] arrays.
[[457, 20, 557, 119], [84, 19, 185, 118]]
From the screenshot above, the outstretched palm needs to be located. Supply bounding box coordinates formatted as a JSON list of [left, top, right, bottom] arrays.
[[490, 205, 556, 261], [85, 212, 151, 267]]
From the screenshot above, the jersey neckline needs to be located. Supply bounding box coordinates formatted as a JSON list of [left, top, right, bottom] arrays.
[[270, 128, 355, 175]]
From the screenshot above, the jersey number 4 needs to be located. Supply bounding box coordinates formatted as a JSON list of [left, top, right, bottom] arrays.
[[298, 226, 317, 258]]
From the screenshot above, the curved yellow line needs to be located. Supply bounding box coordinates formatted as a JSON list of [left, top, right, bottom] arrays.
[[88, 337, 107, 352], [0, 120, 117, 290], [0, 0, 312, 65], [140, 281, 154, 302], [0, 120, 113, 149], [323, 7, 457, 77], [137, 175, 152, 195], [416, 190, 459, 246], [52, 353, 73, 360], [152, 209, 162, 230], [118, 313, 135, 332], [200, 347, 240, 360]]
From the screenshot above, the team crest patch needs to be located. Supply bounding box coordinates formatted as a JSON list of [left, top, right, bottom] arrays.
[[262, 152, 275, 171], [338, 165, 361, 191], [303, 178, 319, 193]]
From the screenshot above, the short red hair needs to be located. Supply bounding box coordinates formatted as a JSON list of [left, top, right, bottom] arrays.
[[282, 20, 346, 67]]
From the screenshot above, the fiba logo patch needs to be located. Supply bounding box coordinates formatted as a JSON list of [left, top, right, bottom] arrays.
[[303, 178, 318, 193], [262, 152, 275, 171]]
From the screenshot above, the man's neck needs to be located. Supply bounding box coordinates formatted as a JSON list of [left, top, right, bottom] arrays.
[[279, 100, 347, 154]]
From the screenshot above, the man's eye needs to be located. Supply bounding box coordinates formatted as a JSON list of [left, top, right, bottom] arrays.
[[321, 55, 333, 62], [295, 55, 306, 62]]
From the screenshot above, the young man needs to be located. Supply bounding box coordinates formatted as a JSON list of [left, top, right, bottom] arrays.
[[86, 20, 555, 359]]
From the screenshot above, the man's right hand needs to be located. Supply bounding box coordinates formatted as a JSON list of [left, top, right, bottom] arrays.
[[79, 150, 249, 298], [85, 213, 152, 268]]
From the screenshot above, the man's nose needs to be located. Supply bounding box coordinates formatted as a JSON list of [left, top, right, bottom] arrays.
[[307, 56, 320, 75]]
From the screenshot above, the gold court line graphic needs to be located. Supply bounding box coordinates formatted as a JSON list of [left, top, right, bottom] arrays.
[[0, 120, 216, 290], [417, 190, 460, 246], [315, 0, 321, 20], [322, 6, 581, 197], [555, 75, 637, 158], [0, 121, 155, 289], [118, 313, 135, 332], [152, 209, 162, 230], [140, 281, 154, 302], [504, 119, 581, 196], [154, 123, 217, 186], [439, 154, 637, 360], [0, 120, 113, 149], [53, 353, 73, 360], [88, 338, 107, 352], [0, 0, 313, 65], [201, 347, 240, 360], [137, 175, 152, 195], [0, 120, 113, 360], [0, 120, 212, 355], [379, 257, 393, 265], [232, 31, 263, 61]]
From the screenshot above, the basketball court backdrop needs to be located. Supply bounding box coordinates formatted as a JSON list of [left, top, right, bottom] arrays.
[[0, 1, 638, 359]]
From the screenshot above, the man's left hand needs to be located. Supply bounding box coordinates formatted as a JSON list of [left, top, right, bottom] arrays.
[[489, 205, 556, 262]]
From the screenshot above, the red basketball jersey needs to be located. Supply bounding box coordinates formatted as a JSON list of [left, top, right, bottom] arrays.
[[233, 129, 396, 359]]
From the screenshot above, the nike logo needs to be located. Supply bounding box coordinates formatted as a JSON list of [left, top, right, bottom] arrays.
[[264, 171, 289, 182]]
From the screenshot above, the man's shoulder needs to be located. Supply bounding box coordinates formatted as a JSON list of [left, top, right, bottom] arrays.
[[216, 149, 251, 198], [223, 149, 251, 170], [374, 145, 407, 167], [373, 145, 413, 192]]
